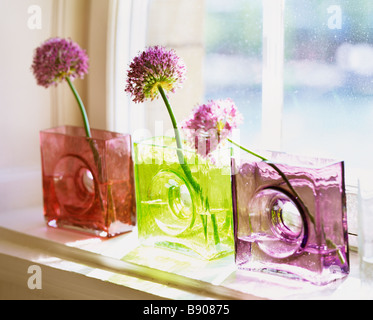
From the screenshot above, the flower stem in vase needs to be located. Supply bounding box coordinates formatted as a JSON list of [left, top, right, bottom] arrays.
[[66, 76, 107, 213], [157, 84, 220, 244]]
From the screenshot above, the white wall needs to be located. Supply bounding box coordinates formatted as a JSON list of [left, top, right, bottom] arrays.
[[0, 0, 53, 170], [0, 0, 54, 211]]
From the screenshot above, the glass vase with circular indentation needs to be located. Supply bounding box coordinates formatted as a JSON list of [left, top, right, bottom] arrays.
[[134, 136, 234, 260], [40, 126, 136, 237], [232, 151, 349, 285]]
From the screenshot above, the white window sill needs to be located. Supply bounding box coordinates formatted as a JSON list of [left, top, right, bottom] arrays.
[[0, 206, 370, 300]]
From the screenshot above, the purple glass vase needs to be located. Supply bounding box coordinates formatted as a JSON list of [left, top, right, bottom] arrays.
[[232, 151, 349, 285], [40, 126, 136, 237]]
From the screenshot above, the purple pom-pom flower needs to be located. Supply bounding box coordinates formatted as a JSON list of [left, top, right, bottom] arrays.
[[181, 99, 243, 157], [125, 46, 186, 103], [31, 37, 89, 88]]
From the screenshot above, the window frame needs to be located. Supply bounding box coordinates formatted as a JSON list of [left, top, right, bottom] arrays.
[[105, 0, 148, 135], [261, 0, 285, 151]]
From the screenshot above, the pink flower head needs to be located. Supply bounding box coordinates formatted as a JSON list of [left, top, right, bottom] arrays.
[[31, 37, 89, 88], [125, 46, 186, 103], [181, 99, 243, 157]]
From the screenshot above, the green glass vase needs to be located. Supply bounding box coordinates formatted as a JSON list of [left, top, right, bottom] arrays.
[[133, 136, 234, 260]]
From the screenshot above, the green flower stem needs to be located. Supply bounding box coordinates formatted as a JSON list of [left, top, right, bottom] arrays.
[[66, 76, 91, 138], [227, 138, 345, 264], [210, 212, 221, 245], [66, 75, 101, 174], [227, 138, 267, 162], [157, 84, 220, 244], [157, 85, 201, 194], [66, 76, 106, 213]]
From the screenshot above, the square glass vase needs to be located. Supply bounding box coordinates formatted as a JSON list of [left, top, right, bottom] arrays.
[[134, 136, 234, 260], [40, 125, 136, 237], [232, 151, 349, 285]]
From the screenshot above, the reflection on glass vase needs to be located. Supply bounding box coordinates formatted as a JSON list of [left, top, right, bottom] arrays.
[[134, 136, 234, 260], [40, 126, 136, 237], [232, 151, 349, 285]]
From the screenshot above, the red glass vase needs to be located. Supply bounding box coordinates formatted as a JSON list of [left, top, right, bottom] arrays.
[[40, 125, 136, 237]]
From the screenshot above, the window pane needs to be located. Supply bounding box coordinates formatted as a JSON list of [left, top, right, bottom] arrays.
[[283, 0, 373, 180], [204, 0, 263, 148]]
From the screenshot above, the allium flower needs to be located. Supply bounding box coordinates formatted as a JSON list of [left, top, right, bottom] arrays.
[[125, 46, 186, 103], [181, 99, 243, 156], [31, 37, 89, 88]]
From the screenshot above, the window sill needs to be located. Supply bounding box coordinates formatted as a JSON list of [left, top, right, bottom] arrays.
[[0, 207, 370, 300]]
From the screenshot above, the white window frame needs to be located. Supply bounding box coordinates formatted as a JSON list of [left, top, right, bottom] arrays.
[[105, 0, 148, 135], [261, 0, 285, 151]]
